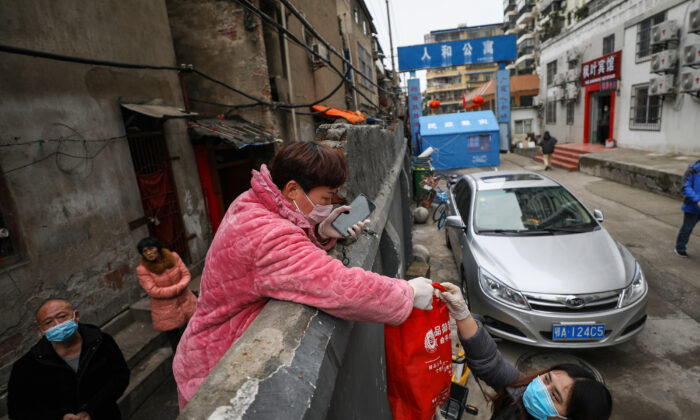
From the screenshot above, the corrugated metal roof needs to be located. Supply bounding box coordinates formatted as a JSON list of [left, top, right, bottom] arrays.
[[464, 74, 540, 101], [188, 116, 282, 149], [121, 103, 197, 118]]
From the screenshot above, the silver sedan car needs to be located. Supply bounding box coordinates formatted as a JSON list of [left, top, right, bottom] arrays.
[[444, 170, 648, 348]]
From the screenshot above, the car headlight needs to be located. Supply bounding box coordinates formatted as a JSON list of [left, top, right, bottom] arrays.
[[478, 267, 530, 310], [618, 261, 647, 308]]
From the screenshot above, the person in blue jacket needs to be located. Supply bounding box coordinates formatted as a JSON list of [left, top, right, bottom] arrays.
[[675, 160, 700, 257]]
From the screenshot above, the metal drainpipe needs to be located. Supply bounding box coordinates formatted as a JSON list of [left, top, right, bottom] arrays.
[[339, 16, 359, 110], [280, 3, 298, 142]]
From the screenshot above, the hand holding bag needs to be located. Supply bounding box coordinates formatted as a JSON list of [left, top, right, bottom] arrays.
[[385, 283, 452, 420]]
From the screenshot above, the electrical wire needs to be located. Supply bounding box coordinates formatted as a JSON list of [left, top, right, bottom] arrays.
[[0, 134, 126, 147], [3, 137, 118, 174], [232, 0, 383, 109]]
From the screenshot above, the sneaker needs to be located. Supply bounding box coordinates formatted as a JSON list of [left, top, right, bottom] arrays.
[[674, 249, 688, 257]]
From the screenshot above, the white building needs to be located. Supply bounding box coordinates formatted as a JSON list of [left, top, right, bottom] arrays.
[[538, 0, 700, 154]]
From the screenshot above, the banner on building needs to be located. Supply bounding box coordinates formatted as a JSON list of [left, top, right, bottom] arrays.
[[407, 78, 422, 153], [581, 51, 621, 86], [397, 35, 516, 72], [496, 69, 510, 123]]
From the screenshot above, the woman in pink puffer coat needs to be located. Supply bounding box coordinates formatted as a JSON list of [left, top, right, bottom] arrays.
[[136, 237, 197, 351], [173, 142, 435, 409]]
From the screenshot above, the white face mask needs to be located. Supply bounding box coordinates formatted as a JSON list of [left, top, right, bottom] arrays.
[[293, 190, 333, 225]]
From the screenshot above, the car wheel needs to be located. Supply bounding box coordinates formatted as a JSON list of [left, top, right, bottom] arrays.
[[445, 227, 451, 249]]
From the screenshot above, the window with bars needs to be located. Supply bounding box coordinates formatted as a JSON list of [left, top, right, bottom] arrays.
[[547, 60, 557, 86], [514, 119, 533, 134], [636, 13, 665, 62], [629, 84, 662, 130], [546, 99, 557, 124], [603, 34, 615, 55], [566, 101, 575, 125], [357, 43, 373, 89]]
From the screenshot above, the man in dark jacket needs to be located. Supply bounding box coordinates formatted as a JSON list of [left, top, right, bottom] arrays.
[[540, 131, 557, 171], [7, 299, 130, 419], [675, 160, 700, 257]]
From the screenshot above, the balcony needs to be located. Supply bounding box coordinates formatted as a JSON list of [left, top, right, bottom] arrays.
[[517, 24, 535, 40], [517, 31, 535, 45], [504, 0, 516, 13], [517, 45, 535, 58], [506, 26, 518, 35], [516, 9, 535, 26], [516, 0, 535, 16], [515, 53, 535, 66]]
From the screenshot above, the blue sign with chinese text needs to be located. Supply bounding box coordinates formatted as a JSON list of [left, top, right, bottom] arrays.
[[496, 69, 510, 123], [397, 35, 517, 72], [407, 78, 422, 154]]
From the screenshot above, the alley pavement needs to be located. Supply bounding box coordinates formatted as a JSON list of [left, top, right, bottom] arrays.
[[413, 153, 700, 419]]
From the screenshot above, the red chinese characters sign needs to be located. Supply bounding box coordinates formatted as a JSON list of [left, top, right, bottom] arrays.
[[581, 50, 621, 86]]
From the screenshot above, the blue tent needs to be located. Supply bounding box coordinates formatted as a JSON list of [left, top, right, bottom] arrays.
[[419, 111, 500, 170]]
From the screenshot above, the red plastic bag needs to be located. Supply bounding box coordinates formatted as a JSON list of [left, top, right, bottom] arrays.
[[385, 284, 452, 420]]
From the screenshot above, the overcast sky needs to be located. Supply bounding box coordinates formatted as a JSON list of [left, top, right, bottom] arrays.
[[363, 0, 504, 89]]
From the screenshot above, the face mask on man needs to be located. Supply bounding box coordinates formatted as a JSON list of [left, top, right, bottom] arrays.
[[522, 375, 567, 420], [43, 313, 79, 342], [293, 189, 333, 225]]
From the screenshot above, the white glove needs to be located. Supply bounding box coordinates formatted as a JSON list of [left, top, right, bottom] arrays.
[[438, 282, 470, 320], [408, 277, 434, 310], [318, 205, 371, 240]]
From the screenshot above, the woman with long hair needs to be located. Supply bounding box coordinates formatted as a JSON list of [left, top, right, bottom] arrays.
[[438, 282, 612, 420]]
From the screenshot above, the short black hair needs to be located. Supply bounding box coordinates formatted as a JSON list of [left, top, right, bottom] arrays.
[[137, 237, 163, 254], [36, 298, 72, 317]]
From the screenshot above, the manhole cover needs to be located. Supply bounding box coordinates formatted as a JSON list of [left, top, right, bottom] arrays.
[[515, 351, 605, 384]]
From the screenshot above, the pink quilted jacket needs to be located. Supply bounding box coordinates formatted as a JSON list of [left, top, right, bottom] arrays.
[[173, 164, 414, 408]]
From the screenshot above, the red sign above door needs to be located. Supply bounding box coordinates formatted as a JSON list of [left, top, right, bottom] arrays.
[[581, 51, 621, 86]]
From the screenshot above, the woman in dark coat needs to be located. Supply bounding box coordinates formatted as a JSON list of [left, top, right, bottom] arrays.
[[437, 283, 612, 420], [540, 131, 558, 171]]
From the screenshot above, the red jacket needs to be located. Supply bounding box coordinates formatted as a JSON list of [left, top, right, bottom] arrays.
[[172, 164, 413, 408]]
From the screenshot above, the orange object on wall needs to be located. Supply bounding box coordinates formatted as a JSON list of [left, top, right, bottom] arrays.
[[311, 105, 366, 124]]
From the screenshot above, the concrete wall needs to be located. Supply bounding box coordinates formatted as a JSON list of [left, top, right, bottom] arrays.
[[178, 123, 413, 420], [539, 0, 700, 153], [166, 0, 349, 143], [0, 0, 209, 405]]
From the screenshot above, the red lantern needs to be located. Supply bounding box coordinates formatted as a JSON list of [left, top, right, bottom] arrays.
[[472, 96, 485, 107], [429, 99, 440, 111]]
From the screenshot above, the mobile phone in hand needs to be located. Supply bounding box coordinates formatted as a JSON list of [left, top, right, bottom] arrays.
[[332, 194, 376, 238]]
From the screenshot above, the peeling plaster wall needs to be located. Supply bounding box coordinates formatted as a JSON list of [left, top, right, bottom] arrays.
[[0, 0, 210, 403], [179, 123, 412, 420]]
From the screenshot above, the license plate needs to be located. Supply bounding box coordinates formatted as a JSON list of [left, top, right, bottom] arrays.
[[552, 323, 605, 341]]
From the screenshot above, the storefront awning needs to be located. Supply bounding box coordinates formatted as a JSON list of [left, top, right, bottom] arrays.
[[188, 116, 282, 149], [121, 103, 197, 119]]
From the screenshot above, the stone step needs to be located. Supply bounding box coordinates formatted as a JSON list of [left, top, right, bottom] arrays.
[[533, 154, 579, 171], [117, 346, 174, 418], [112, 319, 167, 370]]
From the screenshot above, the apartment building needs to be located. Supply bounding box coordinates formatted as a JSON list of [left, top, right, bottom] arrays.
[[424, 23, 503, 114], [539, 0, 700, 154]]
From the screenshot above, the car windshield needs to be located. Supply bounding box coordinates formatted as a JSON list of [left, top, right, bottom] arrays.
[[474, 186, 597, 234]]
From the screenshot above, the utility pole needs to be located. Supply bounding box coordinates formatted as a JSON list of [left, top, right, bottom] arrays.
[[385, 0, 398, 117]]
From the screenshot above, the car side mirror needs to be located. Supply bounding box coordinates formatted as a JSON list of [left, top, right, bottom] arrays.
[[446, 216, 465, 229], [593, 209, 604, 223]]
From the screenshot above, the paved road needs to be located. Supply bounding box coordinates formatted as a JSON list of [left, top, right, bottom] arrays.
[[413, 153, 700, 419]]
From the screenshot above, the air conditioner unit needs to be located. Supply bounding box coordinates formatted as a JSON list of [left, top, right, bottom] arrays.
[[648, 75, 674, 96], [683, 43, 700, 66], [565, 83, 579, 100], [651, 20, 679, 45], [566, 68, 580, 82], [554, 87, 564, 101], [650, 49, 678, 72], [680, 69, 700, 92], [533, 96, 542, 106], [690, 8, 700, 33], [553, 73, 565, 86]]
